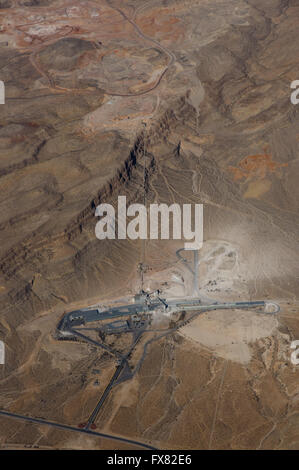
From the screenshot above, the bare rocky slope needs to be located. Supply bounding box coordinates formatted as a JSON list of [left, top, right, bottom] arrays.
[[0, 0, 298, 449]]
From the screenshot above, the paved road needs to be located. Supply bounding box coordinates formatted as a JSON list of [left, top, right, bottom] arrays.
[[176, 248, 195, 276], [176, 249, 200, 296], [70, 327, 122, 359], [7, 289, 276, 448], [0, 297, 278, 448], [0, 410, 157, 450]]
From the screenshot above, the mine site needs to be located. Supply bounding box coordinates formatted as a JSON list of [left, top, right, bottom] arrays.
[[0, 0, 299, 453]]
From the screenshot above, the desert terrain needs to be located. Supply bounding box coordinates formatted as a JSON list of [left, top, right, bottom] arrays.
[[0, 0, 299, 450]]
